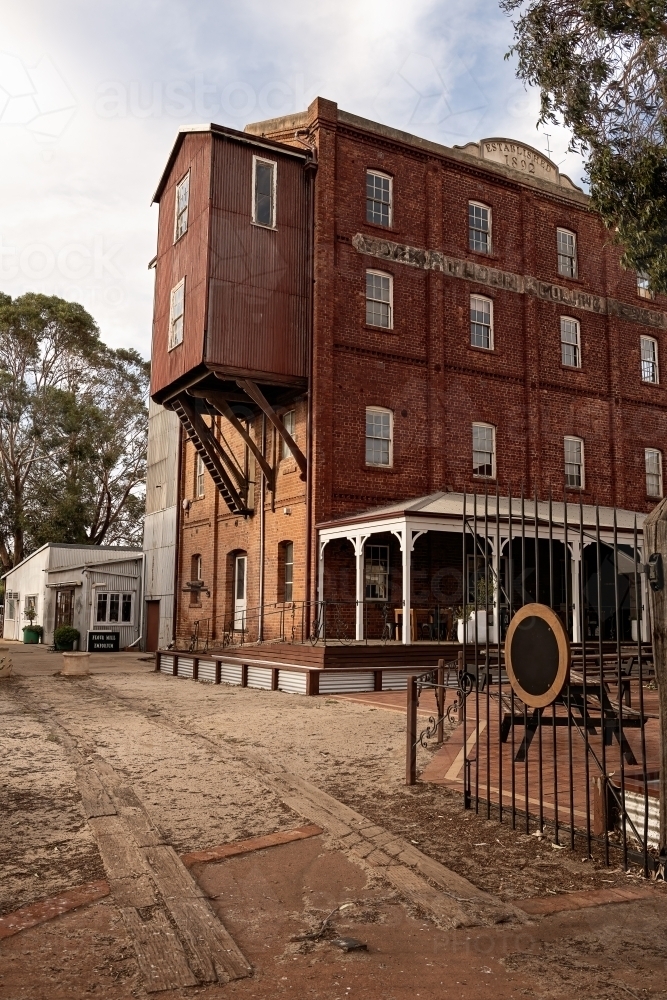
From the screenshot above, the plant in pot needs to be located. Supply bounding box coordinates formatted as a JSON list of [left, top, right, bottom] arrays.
[[454, 576, 496, 644], [54, 625, 80, 651], [22, 606, 43, 644]]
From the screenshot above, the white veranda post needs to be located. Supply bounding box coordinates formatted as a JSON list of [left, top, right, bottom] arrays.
[[401, 528, 411, 645]]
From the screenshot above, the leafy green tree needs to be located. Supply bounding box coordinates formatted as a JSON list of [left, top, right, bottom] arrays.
[[502, 0, 667, 291], [0, 293, 149, 568]]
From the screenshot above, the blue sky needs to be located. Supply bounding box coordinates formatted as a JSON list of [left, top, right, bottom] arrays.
[[0, 1, 584, 359]]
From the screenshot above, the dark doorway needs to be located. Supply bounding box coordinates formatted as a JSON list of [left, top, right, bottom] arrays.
[[145, 600, 160, 652], [55, 589, 74, 630]]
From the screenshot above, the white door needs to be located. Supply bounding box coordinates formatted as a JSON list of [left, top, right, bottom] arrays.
[[234, 555, 247, 630]]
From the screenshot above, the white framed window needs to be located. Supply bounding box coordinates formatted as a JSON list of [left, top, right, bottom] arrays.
[[283, 541, 294, 602], [281, 409, 295, 460], [365, 544, 389, 600], [470, 295, 493, 349], [195, 453, 205, 498], [472, 423, 495, 478], [24, 595, 38, 617], [637, 272, 654, 300], [5, 595, 16, 620], [468, 202, 491, 254], [366, 270, 393, 329], [560, 316, 581, 368], [96, 592, 133, 624], [365, 407, 393, 467], [564, 436, 584, 488], [557, 228, 577, 278], [252, 156, 276, 228], [366, 170, 392, 227], [645, 448, 663, 498], [168, 278, 185, 350], [641, 336, 659, 383], [174, 171, 190, 241]]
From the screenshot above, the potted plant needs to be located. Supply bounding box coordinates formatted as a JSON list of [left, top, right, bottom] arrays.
[[454, 576, 497, 644], [54, 625, 80, 651], [22, 606, 43, 644]]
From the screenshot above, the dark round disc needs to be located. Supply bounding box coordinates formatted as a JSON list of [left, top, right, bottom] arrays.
[[508, 615, 560, 697]]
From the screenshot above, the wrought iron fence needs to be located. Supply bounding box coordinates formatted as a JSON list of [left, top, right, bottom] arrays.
[[407, 489, 661, 876]]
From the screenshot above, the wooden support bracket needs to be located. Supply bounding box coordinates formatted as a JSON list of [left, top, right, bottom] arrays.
[[236, 379, 307, 481], [191, 389, 275, 492]]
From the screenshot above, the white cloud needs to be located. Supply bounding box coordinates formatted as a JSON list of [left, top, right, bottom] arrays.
[[0, 0, 585, 359]]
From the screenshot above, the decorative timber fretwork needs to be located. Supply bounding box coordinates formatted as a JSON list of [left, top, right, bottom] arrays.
[[188, 388, 276, 493], [171, 394, 249, 515], [352, 233, 667, 331], [236, 379, 308, 481]]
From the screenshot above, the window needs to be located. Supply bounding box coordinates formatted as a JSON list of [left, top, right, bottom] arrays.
[[96, 592, 133, 623], [283, 542, 294, 602], [641, 336, 659, 383], [281, 409, 295, 460], [365, 544, 389, 600], [174, 171, 189, 241], [168, 278, 185, 350], [468, 202, 491, 254], [470, 295, 493, 349], [24, 595, 37, 617], [472, 423, 495, 478], [637, 272, 654, 300], [190, 554, 202, 605], [557, 228, 577, 278], [365, 270, 393, 328], [564, 436, 584, 488], [560, 316, 581, 368], [195, 453, 205, 498], [5, 595, 16, 620], [365, 407, 393, 466], [366, 170, 392, 227], [646, 448, 663, 498], [252, 156, 276, 228]]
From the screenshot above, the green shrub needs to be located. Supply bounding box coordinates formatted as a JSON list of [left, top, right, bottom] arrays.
[[23, 624, 43, 636], [54, 625, 80, 648]]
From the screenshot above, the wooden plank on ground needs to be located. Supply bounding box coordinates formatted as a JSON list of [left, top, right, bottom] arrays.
[[0, 881, 109, 940], [383, 863, 480, 929], [180, 824, 323, 867], [144, 846, 250, 983], [120, 906, 197, 993], [75, 766, 116, 818], [518, 885, 658, 916], [88, 816, 152, 883]]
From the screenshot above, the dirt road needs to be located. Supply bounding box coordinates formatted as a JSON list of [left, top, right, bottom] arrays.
[[1, 643, 666, 999]]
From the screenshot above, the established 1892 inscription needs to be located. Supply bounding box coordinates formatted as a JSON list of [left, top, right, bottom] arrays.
[[481, 138, 557, 181]]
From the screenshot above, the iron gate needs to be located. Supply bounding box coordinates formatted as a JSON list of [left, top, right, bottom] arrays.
[[409, 490, 661, 875]]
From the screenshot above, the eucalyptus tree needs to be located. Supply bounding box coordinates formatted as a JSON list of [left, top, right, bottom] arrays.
[[502, 0, 667, 291]]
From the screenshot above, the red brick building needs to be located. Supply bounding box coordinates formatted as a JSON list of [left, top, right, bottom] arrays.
[[148, 97, 667, 651]]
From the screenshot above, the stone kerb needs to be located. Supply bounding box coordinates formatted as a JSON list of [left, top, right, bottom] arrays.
[[61, 652, 91, 677]]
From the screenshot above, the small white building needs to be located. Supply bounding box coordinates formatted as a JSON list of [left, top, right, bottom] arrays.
[[2, 543, 143, 649]]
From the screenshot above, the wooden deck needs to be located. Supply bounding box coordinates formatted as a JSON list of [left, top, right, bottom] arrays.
[[164, 640, 461, 670], [421, 682, 661, 836]]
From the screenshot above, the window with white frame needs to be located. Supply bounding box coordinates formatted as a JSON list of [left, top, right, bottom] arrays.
[[365, 544, 389, 600], [96, 592, 133, 624], [168, 278, 185, 350], [564, 436, 584, 488], [470, 295, 493, 349], [469, 202, 491, 254], [560, 316, 581, 368], [281, 409, 295, 460], [557, 228, 577, 277], [641, 336, 659, 383], [283, 541, 294, 602], [637, 272, 654, 300], [365, 407, 393, 466], [366, 170, 392, 227], [472, 423, 495, 478], [645, 448, 663, 497], [195, 453, 205, 497], [365, 270, 393, 328], [252, 156, 276, 228], [5, 595, 16, 620], [174, 171, 190, 241]]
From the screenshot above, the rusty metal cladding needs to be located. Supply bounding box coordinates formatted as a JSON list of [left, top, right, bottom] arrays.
[[206, 134, 310, 381], [151, 132, 212, 398]]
